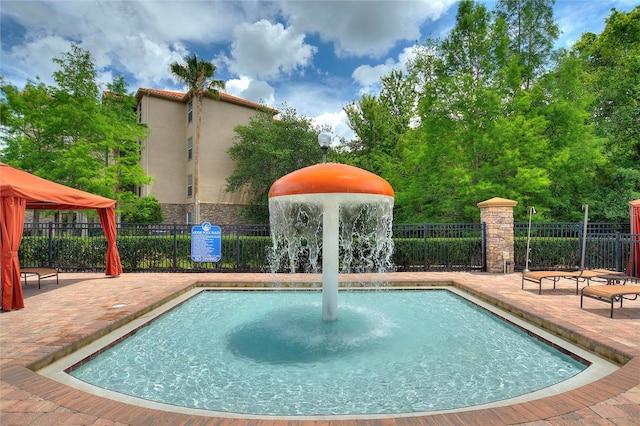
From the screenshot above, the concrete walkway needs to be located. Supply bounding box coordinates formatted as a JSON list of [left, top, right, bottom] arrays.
[[1, 272, 639, 425]]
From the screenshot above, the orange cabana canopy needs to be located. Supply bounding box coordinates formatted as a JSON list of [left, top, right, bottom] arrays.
[[0, 162, 122, 311]]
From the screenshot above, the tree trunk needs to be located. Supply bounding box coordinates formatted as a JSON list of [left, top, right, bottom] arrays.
[[194, 93, 203, 223]]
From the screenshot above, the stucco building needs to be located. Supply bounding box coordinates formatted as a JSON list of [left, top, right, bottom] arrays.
[[135, 88, 269, 224]]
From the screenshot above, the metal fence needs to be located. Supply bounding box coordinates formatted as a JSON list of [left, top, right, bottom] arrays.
[[513, 222, 634, 273], [392, 223, 485, 272], [19, 222, 486, 273], [20, 221, 634, 274]]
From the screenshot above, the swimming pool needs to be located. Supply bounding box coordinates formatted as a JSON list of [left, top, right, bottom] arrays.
[[50, 287, 615, 417]]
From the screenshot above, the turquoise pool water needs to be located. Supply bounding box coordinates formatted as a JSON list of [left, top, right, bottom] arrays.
[[70, 290, 585, 415]]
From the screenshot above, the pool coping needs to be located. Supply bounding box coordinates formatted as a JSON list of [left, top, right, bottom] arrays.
[[1, 272, 639, 425], [36, 285, 621, 421]]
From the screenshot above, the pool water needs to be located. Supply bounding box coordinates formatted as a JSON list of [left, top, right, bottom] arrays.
[[70, 290, 585, 415]]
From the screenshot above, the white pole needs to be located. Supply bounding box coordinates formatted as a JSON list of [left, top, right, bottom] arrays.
[[581, 204, 589, 270], [524, 206, 535, 273], [322, 199, 339, 321]]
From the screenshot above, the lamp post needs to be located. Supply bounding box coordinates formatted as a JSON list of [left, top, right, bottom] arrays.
[[318, 132, 332, 163]]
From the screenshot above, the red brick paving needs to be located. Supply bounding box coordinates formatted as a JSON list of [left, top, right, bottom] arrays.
[[1, 272, 639, 425]]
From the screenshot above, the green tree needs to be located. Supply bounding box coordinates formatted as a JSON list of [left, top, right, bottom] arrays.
[[47, 45, 107, 193], [523, 49, 604, 220], [0, 45, 151, 211], [400, 0, 511, 221], [495, 0, 559, 90], [0, 77, 58, 225], [0, 77, 58, 175], [387, 0, 615, 222], [344, 69, 416, 178], [226, 105, 323, 222], [170, 53, 225, 223], [120, 194, 163, 224], [343, 94, 394, 174], [102, 76, 152, 198], [574, 7, 640, 220]]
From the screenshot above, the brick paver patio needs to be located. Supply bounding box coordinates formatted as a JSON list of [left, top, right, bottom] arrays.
[[1, 272, 639, 425]]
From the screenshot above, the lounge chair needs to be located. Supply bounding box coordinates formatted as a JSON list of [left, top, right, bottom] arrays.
[[589, 274, 640, 285], [581, 285, 640, 318], [522, 269, 624, 295], [20, 267, 59, 289]]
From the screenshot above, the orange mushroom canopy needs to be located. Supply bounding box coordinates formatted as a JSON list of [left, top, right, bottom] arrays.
[[269, 163, 394, 198]]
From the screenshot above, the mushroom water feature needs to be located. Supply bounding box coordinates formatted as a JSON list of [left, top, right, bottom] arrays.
[[268, 161, 395, 321], [64, 153, 595, 417]]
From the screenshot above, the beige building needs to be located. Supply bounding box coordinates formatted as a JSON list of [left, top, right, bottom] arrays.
[[135, 88, 268, 224]]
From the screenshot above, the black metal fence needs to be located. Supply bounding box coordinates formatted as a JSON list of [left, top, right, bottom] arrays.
[[20, 221, 635, 274], [392, 223, 485, 272], [19, 222, 486, 273], [514, 222, 634, 273]]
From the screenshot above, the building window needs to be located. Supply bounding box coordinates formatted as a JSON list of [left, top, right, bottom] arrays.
[[187, 101, 193, 123], [187, 137, 193, 161], [137, 103, 142, 123], [187, 174, 193, 197], [186, 212, 193, 224]]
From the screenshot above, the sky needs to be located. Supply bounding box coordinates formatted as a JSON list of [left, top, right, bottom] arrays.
[[1, 0, 637, 141]]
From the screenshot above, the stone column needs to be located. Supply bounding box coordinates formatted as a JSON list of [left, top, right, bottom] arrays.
[[477, 197, 518, 273]]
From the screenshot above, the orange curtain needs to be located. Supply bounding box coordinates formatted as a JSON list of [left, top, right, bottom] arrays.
[[1, 197, 26, 310], [98, 207, 122, 277], [629, 201, 640, 278]]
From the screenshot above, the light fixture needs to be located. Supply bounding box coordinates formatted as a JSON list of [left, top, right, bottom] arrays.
[[318, 132, 332, 163]]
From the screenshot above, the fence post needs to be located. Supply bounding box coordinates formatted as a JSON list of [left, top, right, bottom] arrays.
[[477, 197, 517, 273], [615, 232, 620, 272], [423, 223, 428, 271], [48, 222, 54, 268], [173, 223, 178, 271], [235, 225, 241, 269], [482, 222, 487, 272], [578, 221, 584, 269]]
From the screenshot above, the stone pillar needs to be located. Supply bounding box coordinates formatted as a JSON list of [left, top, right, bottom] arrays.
[[477, 197, 518, 273]]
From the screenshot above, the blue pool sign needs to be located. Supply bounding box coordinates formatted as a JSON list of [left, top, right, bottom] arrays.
[[191, 222, 221, 262]]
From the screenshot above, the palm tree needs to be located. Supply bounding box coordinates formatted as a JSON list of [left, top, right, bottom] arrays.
[[170, 53, 225, 223]]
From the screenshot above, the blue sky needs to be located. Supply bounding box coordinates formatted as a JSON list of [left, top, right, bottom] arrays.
[[1, 0, 636, 141]]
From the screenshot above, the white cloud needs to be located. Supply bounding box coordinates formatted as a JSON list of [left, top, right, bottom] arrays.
[[313, 110, 355, 142], [7, 0, 250, 46], [225, 76, 276, 106], [114, 34, 189, 88], [221, 19, 317, 79], [226, 75, 353, 140], [2, 35, 72, 87], [225, 76, 252, 93], [1, 0, 446, 97], [0, 1, 265, 90], [3, 0, 632, 148], [228, 73, 354, 141], [352, 46, 417, 95], [352, 60, 396, 95], [274, 78, 356, 141], [276, 80, 345, 116], [397, 46, 418, 69], [554, 0, 634, 49], [280, 0, 456, 57], [130, 1, 244, 42]]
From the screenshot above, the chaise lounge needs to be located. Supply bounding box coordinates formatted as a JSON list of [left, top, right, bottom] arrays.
[[20, 267, 59, 289], [522, 269, 624, 295], [581, 285, 640, 318]]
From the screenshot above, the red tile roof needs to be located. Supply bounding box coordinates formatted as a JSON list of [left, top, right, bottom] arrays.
[[141, 88, 185, 99], [136, 87, 273, 112]]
